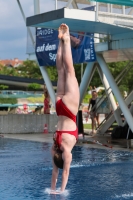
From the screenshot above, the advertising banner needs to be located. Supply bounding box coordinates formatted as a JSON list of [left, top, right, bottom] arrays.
[[36, 6, 96, 66]]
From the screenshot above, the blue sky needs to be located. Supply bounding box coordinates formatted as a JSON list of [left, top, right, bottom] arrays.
[[0, 0, 67, 60]]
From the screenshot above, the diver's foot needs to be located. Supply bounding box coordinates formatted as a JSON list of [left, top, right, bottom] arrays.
[[58, 23, 70, 42]]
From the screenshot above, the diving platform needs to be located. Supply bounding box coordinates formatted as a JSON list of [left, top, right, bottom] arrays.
[[26, 7, 133, 35], [26, 7, 133, 63]]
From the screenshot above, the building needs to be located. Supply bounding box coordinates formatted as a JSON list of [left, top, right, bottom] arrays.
[[0, 58, 23, 68]]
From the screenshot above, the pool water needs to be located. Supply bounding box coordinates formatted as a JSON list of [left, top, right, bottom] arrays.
[[0, 138, 133, 200]]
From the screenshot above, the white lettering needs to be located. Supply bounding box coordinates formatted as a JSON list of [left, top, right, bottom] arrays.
[[45, 43, 56, 51], [37, 29, 54, 36], [49, 53, 57, 62], [36, 44, 45, 52], [36, 43, 56, 52], [84, 48, 90, 60]]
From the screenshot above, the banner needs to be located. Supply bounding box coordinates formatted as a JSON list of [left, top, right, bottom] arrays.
[[36, 7, 96, 66]]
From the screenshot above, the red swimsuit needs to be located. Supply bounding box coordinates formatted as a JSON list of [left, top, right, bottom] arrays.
[[55, 99, 78, 148]]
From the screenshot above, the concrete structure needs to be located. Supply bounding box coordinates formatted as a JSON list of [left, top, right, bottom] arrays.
[[0, 114, 57, 134]]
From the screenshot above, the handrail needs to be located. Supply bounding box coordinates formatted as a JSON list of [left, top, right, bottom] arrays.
[[89, 0, 133, 7]]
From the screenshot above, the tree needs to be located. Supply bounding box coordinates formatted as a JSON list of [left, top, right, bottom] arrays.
[[46, 66, 58, 81], [108, 61, 133, 93], [1, 59, 133, 94], [0, 84, 9, 90], [28, 83, 41, 91], [90, 69, 102, 89], [17, 60, 42, 79], [0, 65, 20, 76]]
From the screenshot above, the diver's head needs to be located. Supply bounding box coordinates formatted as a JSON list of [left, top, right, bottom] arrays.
[[53, 150, 64, 169]]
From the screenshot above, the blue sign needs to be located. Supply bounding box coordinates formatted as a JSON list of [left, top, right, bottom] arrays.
[[36, 7, 96, 66]]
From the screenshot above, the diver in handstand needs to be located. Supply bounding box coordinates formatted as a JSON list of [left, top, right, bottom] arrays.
[[50, 23, 80, 194]]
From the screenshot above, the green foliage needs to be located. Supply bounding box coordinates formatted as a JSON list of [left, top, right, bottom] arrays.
[[28, 83, 41, 91], [108, 61, 133, 92], [90, 69, 102, 88], [27, 96, 44, 103], [1, 60, 133, 98], [46, 66, 58, 81], [17, 60, 42, 78], [0, 66, 20, 76], [82, 93, 92, 103], [107, 61, 126, 78], [0, 98, 17, 104], [74, 63, 86, 84], [0, 60, 42, 79], [0, 85, 9, 90], [119, 85, 128, 93], [83, 124, 91, 129]]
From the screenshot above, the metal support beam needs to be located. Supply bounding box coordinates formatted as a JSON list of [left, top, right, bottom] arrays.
[[72, 0, 78, 9], [96, 2, 99, 21], [97, 53, 133, 132], [66, 0, 74, 8], [39, 68, 55, 105], [79, 62, 96, 104], [110, 4, 112, 13], [107, 4, 110, 12], [81, 63, 83, 81], [34, 0, 40, 14], [33, 0, 55, 105], [55, 0, 57, 10], [91, 1, 100, 43], [128, 7, 133, 15], [97, 65, 123, 126], [122, 5, 125, 15], [98, 90, 133, 134], [16, 0, 35, 46]]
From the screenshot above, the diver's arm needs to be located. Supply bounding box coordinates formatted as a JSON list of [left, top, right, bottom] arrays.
[[61, 151, 72, 192], [51, 161, 59, 190], [51, 145, 59, 190]]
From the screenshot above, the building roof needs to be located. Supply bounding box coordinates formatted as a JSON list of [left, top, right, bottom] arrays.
[[0, 58, 23, 68]]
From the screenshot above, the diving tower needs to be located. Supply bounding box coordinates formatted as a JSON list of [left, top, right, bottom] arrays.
[[16, 0, 133, 133], [26, 6, 133, 132]]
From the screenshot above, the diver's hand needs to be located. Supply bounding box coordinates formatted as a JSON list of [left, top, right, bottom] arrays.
[[50, 190, 62, 194]]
